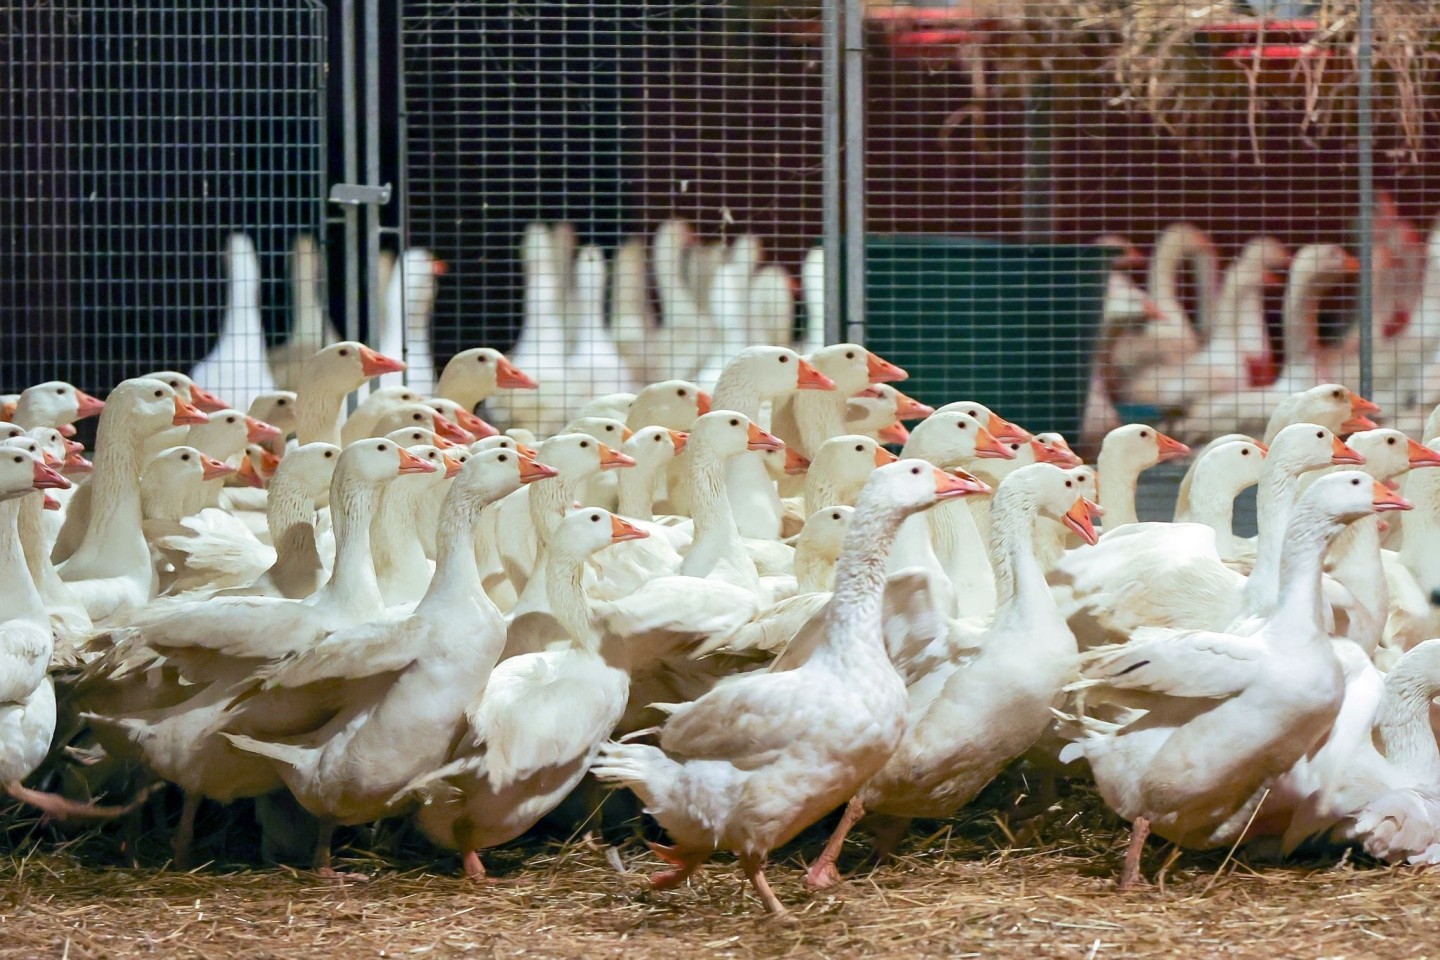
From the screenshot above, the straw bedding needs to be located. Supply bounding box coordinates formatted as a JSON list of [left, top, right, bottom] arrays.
[[3, 780, 1436, 959]]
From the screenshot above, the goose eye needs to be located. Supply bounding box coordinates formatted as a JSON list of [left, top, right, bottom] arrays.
[[677, 388, 686, 397], [910, 466, 920, 475], [226, 416, 236, 423], [845, 351, 856, 360], [12, 456, 20, 463], [498, 454, 508, 462], [154, 390, 164, 398], [477, 356, 487, 363], [1317, 431, 1325, 438], [591, 513, 601, 522], [55, 387, 64, 395], [276, 398, 287, 406], [339, 349, 350, 357], [181, 454, 191, 461], [855, 445, 864, 452], [1334, 390, 1343, 398], [580, 441, 589, 448], [1352, 478, 1361, 485], [412, 413, 422, 421], [377, 444, 388, 452], [1139, 430, 1150, 438], [606, 425, 615, 432], [778, 355, 789, 363], [831, 511, 841, 519], [324, 451, 334, 458], [729, 418, 739, 426], [1388, 437, 1397, 445], [654, 435, 662, 442], [1242, 449, 1250, 455], [957, 422, 967, 430]]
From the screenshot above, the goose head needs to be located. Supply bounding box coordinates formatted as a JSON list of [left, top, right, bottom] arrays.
[[999, 463, 1103, 545], [386, 426, 456, 450], [625, 425, 687, 469], [811, 435, 896, 491], [447, 445, 558, 507], [564, 416, 634, 448], [1268, 423, 1365, 475], [1064, 464, 1098, 502], [1, 423, 25, 441], [140, 371, 226, 413], [443, 347, 538, 392], [186, 408, 280, 461], [471, 434, 537, 459], [14, 380, 105, 429], [0, 443, 69, 501], [553, 507, 650, 560], [1344, 429, 1440, 482], [846, 384, 933, 445], [1034, 432, 1083, 466], [247, 390, 298, 436], [689, 410, 784, 461], [335, 437, 437, 488], [1192, 438, 1267, 492], [144, 446, 236, 506], [108, 378, 210, 436], [934, 400, 1031, 444], [356, 386, 425, 420], [536, 433, 635, 481], [1302, 469, 1412, 527], [628, 379, 711, 431], [268, 442, 341, 499], [304, 341, 406, 396], [237, 445, 283, 488], [384, 444, 458, 491], [901, 411, 1013, 467], [371, 403, 468, 443], [427, 397, 497, 440], [26, 427, 89, 476], [719, 346, 835, 398], [1099, 424, 1190, 470], [1277, 383, 1380, 437], [860, 459, 991, 518], [808, 343, 907, 394], [796, 504, 853, 563]]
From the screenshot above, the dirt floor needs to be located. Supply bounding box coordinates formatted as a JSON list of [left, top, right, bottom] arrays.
[[2, 785, 1436, 960]]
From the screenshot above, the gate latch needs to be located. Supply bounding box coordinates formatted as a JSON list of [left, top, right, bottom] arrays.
[[328, 183, 392, 206]]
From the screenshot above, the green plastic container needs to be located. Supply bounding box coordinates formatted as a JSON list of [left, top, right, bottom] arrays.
[[862, 236, 1115, 441]]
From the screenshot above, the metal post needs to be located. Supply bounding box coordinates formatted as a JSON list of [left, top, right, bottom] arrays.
[[822, 0, 842, 348], [842, 0, 866, 345], [1022, 76, 1054, 243], [340, 0, 360, 348], [1356, 0, 1375, 398], [363, 0, 383, 353]]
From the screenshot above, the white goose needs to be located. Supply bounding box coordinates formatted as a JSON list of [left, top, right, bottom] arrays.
[[189, 233, 278, 416]]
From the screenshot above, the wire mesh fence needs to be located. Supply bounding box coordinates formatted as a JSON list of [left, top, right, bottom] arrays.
[[0, 1, 328, 414]]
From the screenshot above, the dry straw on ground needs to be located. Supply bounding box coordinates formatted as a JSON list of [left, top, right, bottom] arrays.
[[3, 785, 1437, 959]]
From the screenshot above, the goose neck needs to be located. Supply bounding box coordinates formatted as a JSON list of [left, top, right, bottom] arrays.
[[318, 476, 384, 618], [1184, 464, 1242, 546], [419, 494, 490, 613], [988, 490, 1047, 610], [436, 369, 487, 412], [1374, 654, 1440, 780], [370, 479, 432, 577], [544, 545, 599, 652], [617, 460, 664, 521], [78, 415, 148, 568], [1268, 502, 1344, 633], [530, 472, 585, 549], [710, 373, 762, 420], [688, 448, 740, 545], [829, 501, 908, 633], [0, 498, 47, 627], [1243, 464, 1304, 614], [296, 386, 347, 446], [1095, 449, 1142, 528]]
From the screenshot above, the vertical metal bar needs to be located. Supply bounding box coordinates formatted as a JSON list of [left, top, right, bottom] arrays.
[[821, 0, 842, 348], [842, 0, 865, 345], [340, 0, 360, 348], [1356, 0, 1375, 399], [363, 0, 383, 354], [1022, 76, 1055, 243]]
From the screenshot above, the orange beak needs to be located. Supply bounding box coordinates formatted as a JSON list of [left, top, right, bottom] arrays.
[[456, 408, 498, 439], [1064, 497, 1104, 546], [1341, 415, 1379, 433], [598, 443, 637, 470], [431, 413, 473, 445], [518, 457, 559, 483], [1406, 437, 1440, 468], [442, 455, 464, 479], [874, 445, 899, 467], [245, 416, 283, 443], [0, 401, 15, 421], [934, 467, 991, 500], [428, 431, 458, 450], [63, 452, 93, 474], [1262, 270, 1287, 288], [515, 442, 539, 460], [878, 422, 910, 446], [667, 430, 689, 454], [258, 448, 282, 478], [894, 391, 935, 421], [187, 384, 228, 413], [31, 459, 70, 491], [63, 438, 84, 456], [200, 455, 237, 481], [796, 358, 836, 391], [42, 493, 60, 511], [74, 389, 106, 419], [432, 259, 449, 276], [609, 514, 651, 543], [986, 413, 1032, 444], [172, 395, 209, 426], [40, 449, 63, 468], [1155, 431, 1190, 462], [784, 447, 811, 475], [856, 385, 885, 400], [59, 423, 77, 438], [1342, 252, 1362, 275], [359, 345, 406, 377], [495, 356, 538, 389], [1331, 435, 1366, 465], [746, 421, 785, 452], [1372, 480, 1413, 512], [1348, 391, 1382, 418], [974, 427, 1015, 460], [396, 445, 438, 475], [695, 390, 713, 415], [237, 456, 264, 488], [1254, 441, 1269, 455], [1033, 439, 1082, 467], [865, 351, 908, 384]]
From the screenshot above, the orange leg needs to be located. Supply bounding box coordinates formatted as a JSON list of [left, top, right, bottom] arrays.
[[313, 818, 366, 881], [1118, 816, 1151, 891], [804, 795, 865, 891], [646, 841, 709, 890], [173, 791, 201, 870], [740, 851, 787, 916], [462, 850, 487, 882]]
